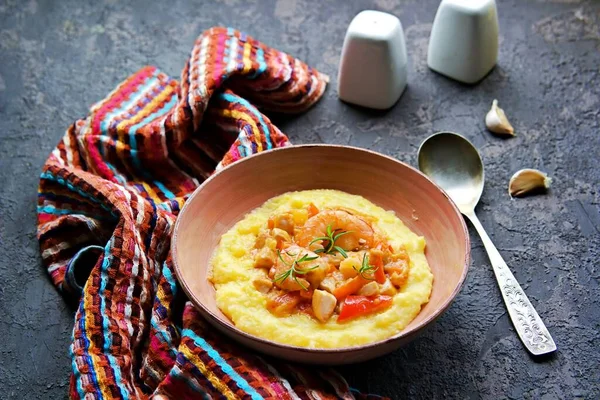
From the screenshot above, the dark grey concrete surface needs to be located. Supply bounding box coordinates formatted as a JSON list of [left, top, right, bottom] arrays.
[[1, 0, 599, 398]]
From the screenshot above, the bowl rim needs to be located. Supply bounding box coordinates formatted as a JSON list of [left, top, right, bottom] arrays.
[[172, 144, 471, 353]]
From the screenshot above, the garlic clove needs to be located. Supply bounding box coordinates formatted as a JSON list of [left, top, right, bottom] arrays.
[[509, 169, 552, 197], [486, 99, 515, 137]]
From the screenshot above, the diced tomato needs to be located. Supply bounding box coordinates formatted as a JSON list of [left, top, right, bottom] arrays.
[[332, 275, 370, 300], [368, 249, 386, 284], [267, 216, 275, 230], [337, 295, 393, 322], [276, 239, 286, 250], [374, 265, 386, 284], [307, 203, 319, 218]]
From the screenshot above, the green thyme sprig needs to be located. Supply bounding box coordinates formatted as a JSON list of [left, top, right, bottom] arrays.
[[273, 251, 319, 290], [354, 253, 378, 281], [309, 224, 351, 257]]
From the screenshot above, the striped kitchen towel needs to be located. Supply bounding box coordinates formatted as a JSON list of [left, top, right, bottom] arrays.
[[37, 26, 386, 399]]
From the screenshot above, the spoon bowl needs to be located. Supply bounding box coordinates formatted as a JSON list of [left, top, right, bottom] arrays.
[[418, 132, 484, 213], [417, 132, 557, 356]]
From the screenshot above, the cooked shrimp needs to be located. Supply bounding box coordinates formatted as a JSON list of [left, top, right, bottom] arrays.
[[295, 209, 375, 251], [266, 291, 302, 316]]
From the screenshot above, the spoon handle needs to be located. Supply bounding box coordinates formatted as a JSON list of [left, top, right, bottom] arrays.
[[465, 212, 557, 356]]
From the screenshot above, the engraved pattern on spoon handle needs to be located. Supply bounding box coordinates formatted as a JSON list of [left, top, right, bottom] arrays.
[[466, 212, 557, 355]]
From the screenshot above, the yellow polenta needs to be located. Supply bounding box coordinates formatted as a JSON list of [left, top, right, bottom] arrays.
[[209, 190, 433, 348]]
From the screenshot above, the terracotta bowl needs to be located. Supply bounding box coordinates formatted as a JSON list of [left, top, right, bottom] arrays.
[[173, 145, 470, 364]]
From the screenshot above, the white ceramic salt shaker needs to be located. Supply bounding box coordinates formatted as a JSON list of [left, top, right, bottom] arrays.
[[337, 10, 408, 109], [427, 0, 499, 84]]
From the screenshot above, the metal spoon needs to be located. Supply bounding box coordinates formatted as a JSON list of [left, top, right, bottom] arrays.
[[418, 132, 556, 356]]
